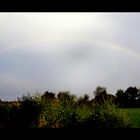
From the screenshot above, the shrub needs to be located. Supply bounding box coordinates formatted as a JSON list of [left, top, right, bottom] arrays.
[[0, 103, 11, 126], [75, 105, 96, 128], [94, 99, 132, 128], [17, 94, 43, 128], [0, 91, 134, 128], [43, 96, 77, 128]]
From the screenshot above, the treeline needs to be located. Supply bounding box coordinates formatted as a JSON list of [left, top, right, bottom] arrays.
[[91, 86, 140, 108], [116, 87, 140, 108], [0, 86, 137, 128]]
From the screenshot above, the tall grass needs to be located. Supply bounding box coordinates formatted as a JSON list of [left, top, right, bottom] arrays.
[[95, 99, 132, 128], [0, 92, 133, 128]]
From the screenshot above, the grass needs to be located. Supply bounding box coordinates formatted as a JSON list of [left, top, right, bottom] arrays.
[[0, 93, 133, 128], [94, 101, 132, 128], [123, 108, 140, 128]]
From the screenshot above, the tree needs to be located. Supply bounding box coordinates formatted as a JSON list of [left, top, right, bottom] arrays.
[[124, 87, 138, 107], [41, 91, 55, 101], [116, 89, 127, 107], [94, 86, 108, 104], [78, 94, 90, 106], [125, 87, 138, 100], [94, 86, 107, 97], [57, 91, 71, 101]]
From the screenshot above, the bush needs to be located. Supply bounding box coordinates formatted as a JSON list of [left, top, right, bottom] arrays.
[[17, 94, 43, 128], [94, 99, 132, 128], [43, 96, 77, 128], [75, 105, 96, 128], [0, 103, 11, 126], [0, 91, 134, 128]]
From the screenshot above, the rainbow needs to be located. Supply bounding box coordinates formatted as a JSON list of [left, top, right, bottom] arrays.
[[0, 36, 140, 60], [84, 37, 140, 60]]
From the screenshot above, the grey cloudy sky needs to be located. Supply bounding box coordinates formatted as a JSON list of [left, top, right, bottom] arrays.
[[0, 12, 140, 100]]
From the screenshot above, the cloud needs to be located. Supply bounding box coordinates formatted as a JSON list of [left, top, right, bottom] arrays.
[[0, 72, 40, 100], [0, 13, 140, 100]]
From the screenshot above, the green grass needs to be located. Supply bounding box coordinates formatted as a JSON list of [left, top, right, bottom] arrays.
[[123, 108, 140, 128]]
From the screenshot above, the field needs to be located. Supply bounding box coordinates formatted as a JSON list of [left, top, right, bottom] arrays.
[[123, 108, 140, 128]]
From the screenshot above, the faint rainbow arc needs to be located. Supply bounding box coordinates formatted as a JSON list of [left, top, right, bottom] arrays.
[[0, 36, 140, 60]]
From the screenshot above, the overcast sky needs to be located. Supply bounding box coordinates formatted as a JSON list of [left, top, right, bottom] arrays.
[[0, 12, 140, 100]]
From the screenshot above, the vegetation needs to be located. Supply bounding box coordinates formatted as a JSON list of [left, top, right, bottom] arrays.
[[0, 86, 136, 128], [116, 87, 140, 108], [123, 108, 140, 128], [95, 100, 132, 128]]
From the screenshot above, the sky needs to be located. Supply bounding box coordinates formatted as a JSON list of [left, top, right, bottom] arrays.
[[0, 12, 140, 100]]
